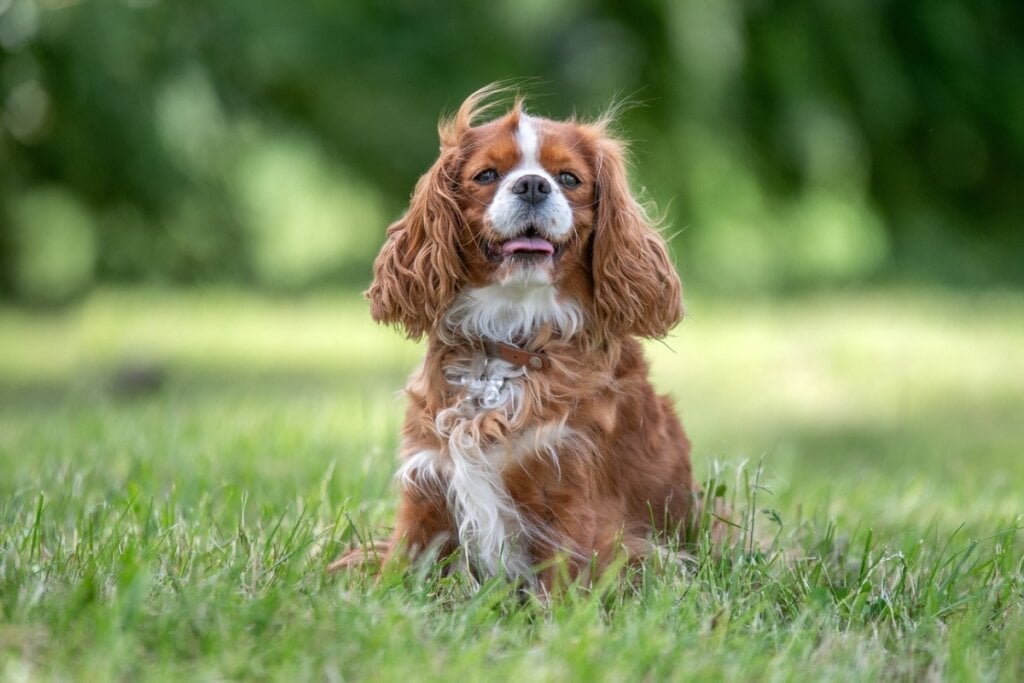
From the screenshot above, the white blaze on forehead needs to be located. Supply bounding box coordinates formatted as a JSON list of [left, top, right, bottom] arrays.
[[515, 115, 541, 170], [485, 112, 574, 240]]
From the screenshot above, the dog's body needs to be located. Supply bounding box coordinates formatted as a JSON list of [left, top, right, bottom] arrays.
[[331, 87, 696, 586]]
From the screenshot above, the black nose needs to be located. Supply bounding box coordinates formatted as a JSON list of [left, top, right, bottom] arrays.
[[511, 174, 551, 206]]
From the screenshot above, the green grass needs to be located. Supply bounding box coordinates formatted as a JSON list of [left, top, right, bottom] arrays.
[[1, 287, 1022, 681]]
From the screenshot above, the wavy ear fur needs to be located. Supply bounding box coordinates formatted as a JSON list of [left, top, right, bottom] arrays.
[[365, 84, 520, 339], [365, 147, 464, 340], [591, 135, 683, 339]]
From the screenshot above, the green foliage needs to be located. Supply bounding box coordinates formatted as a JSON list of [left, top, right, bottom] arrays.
[[8, 185, 96, 300], [1, 289, 1023, 679], [1, 1, 1023, 302]]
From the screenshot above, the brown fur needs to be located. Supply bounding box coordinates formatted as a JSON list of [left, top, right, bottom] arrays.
[[331, 85, 695, 587]]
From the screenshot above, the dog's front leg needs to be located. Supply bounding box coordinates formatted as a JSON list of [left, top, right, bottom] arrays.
[[327, 473, 455, 573], [385, 480, 457, 567]]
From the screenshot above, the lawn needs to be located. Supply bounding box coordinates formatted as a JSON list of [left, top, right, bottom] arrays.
[[1, 288, 1022, 681]]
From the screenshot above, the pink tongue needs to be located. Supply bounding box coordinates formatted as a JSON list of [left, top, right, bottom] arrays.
[[501, 237, 555, 255]]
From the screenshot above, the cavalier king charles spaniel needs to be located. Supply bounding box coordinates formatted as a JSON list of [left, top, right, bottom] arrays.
[[330, 85, 700, 588]]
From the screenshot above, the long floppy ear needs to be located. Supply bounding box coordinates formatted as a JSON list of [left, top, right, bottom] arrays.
[[365, 145, 465, 340], [366, 84, 519, 339], [591, 135, 683, 339]]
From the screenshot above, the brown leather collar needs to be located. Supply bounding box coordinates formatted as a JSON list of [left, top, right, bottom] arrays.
[[484, 340, 549, 371]]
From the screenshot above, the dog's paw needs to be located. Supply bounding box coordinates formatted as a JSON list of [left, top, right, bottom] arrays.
[[326, 540, 391, 573]]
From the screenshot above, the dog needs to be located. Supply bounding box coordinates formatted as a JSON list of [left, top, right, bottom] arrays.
[[330, 85, 698, 588]]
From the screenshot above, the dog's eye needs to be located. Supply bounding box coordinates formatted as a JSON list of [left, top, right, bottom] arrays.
[[474, 169, 499, 184], [557, 172, 581, 188]]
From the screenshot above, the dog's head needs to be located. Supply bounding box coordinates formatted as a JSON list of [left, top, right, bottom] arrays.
[[367, 85, 682, 343]]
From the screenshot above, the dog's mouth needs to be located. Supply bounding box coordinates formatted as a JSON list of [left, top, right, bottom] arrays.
[[484, 227, 563, 263]]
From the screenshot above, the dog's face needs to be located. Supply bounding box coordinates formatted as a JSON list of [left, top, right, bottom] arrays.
[[456, 112, 597, 290], [367, 86, 682, 342]]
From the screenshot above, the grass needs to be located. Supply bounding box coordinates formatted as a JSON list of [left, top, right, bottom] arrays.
[[1, 287, 1022, 681]]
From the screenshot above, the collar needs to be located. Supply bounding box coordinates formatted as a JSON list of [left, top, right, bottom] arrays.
[[483, 340, 549, 371]]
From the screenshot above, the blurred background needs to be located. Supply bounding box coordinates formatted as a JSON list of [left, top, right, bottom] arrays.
[[2, 0, 1023, 304]]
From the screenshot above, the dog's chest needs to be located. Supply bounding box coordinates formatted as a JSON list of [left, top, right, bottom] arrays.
[[433, 350, 537, 577], [442, 351, 526, 416]]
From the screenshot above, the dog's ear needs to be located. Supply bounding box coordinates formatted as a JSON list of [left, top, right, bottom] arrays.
[[366, 85, 516, 340], [590, 135, 682, 339], [365, 145, 465, 340]]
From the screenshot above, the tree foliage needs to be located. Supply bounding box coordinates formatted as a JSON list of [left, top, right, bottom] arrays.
[[2, 0, 1022, 301]]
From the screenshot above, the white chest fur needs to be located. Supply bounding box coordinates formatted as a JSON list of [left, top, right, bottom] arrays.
[[437, 352, 531, 578], [442, 284, 582, 345], [399, 280, 584, 580], [398, 351, 571, 580]]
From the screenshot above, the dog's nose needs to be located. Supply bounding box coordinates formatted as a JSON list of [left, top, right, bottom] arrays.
[[511, 174, 551, 206]]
